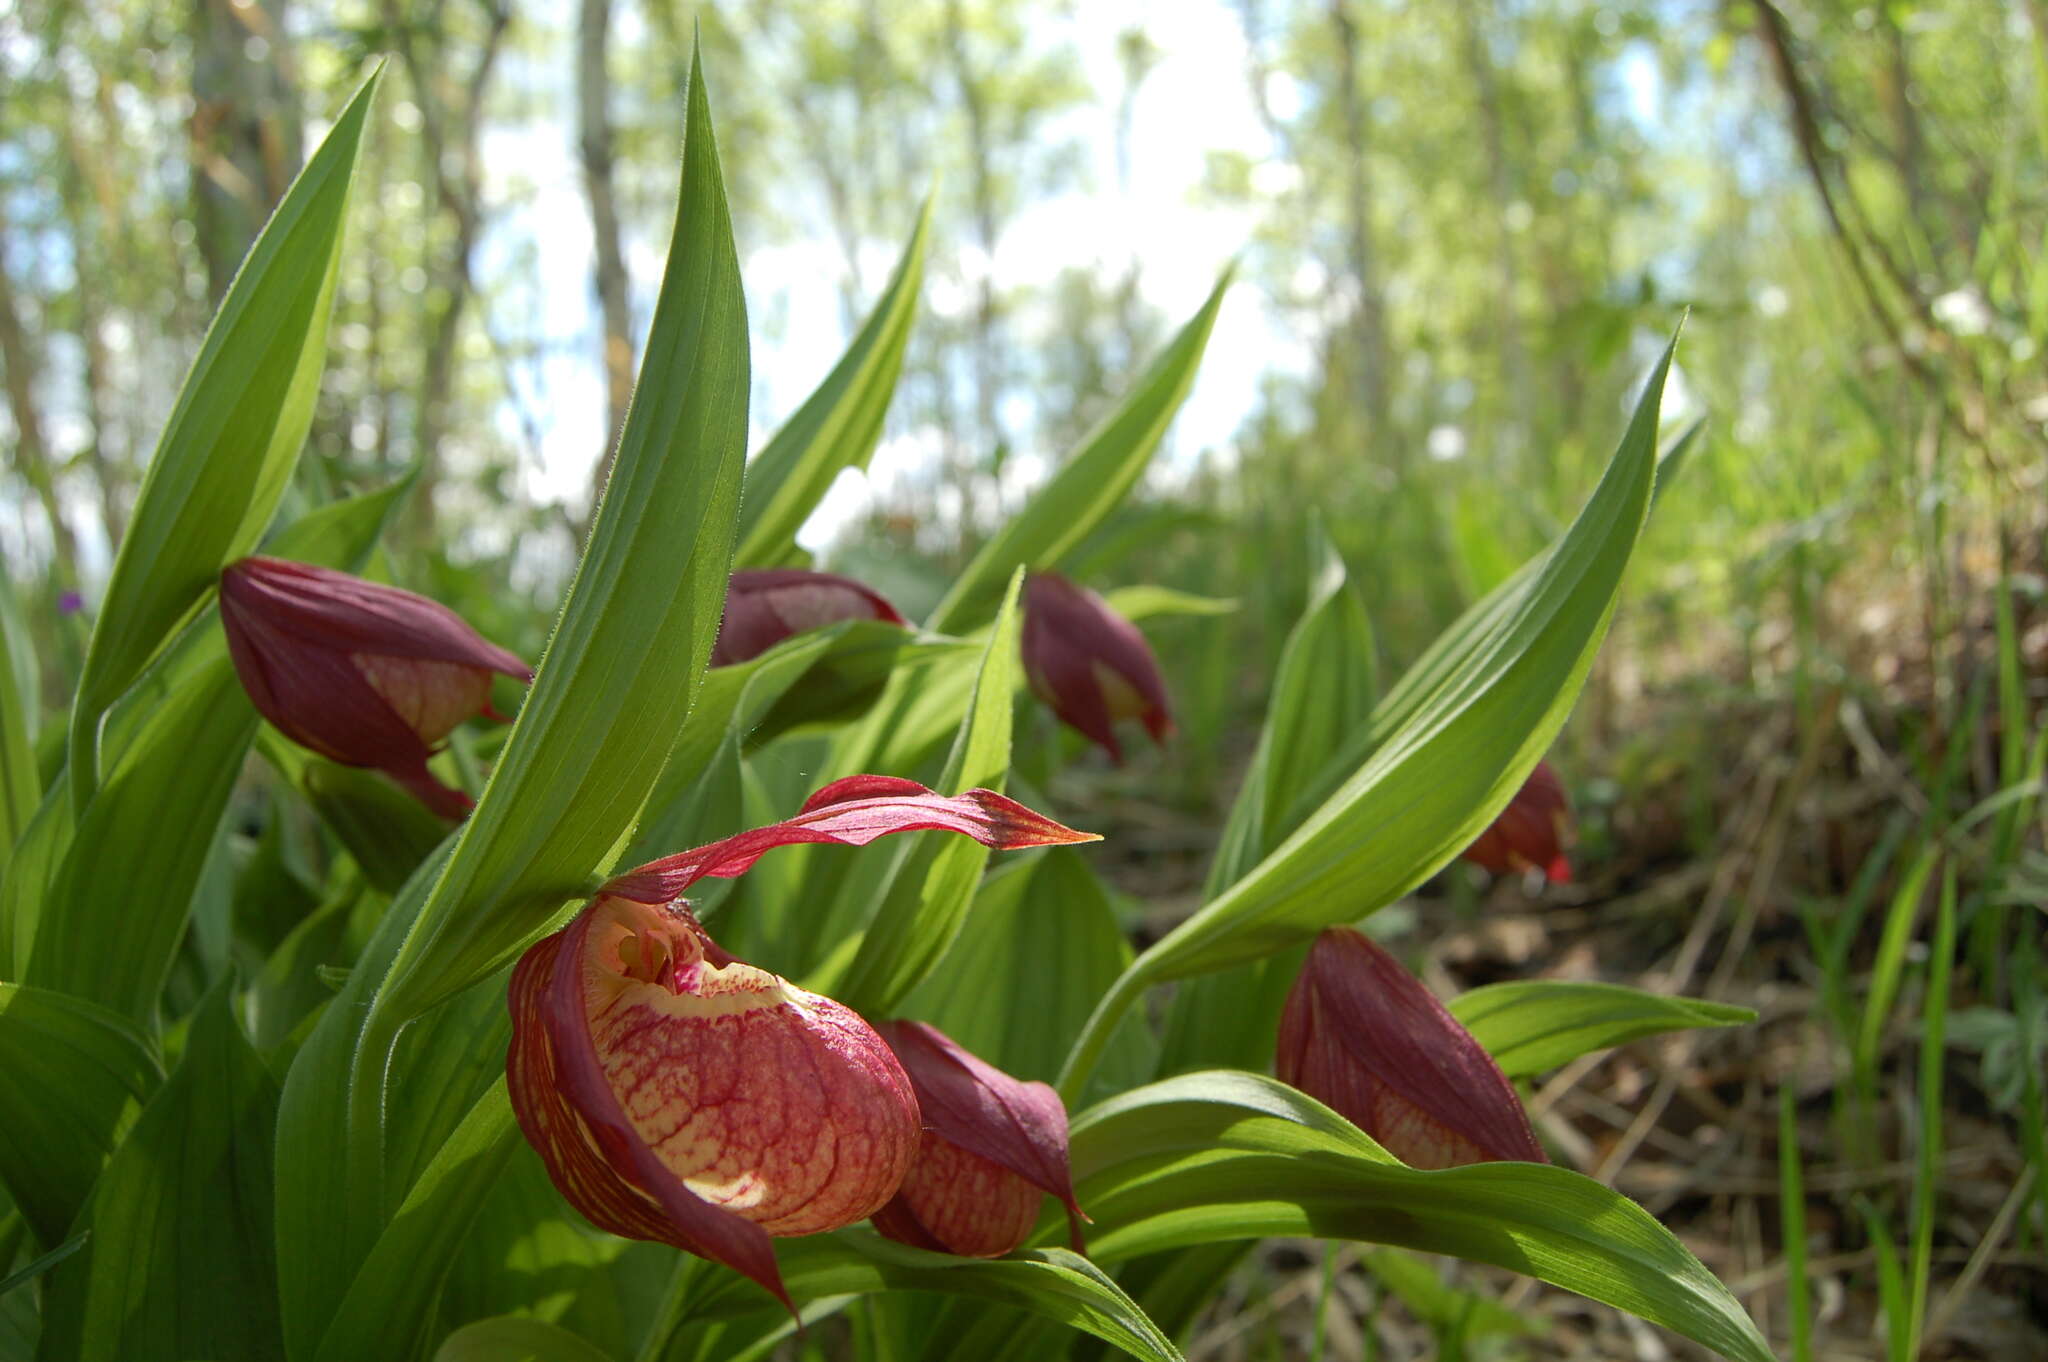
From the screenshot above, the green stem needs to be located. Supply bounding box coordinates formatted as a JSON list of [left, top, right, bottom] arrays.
[[1056, 965, 1147, 1105], [346, 1005, 402, 1240]]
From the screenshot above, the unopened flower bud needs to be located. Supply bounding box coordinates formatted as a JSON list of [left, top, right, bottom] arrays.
[[1459, 760, 1573, 883], [1020, 571, 1172, 763], [1277, 927, 1546, 1169], [219, 556, 529, 817], [711, 569, 906, 668]]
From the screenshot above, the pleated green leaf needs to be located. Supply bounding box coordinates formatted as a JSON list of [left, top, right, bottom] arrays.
[[833, 571, 1024, 1014], [1066, 1072, 1771, 1362], [734, 200, 931, 569], [686, 1234, 1184, 1362], [0, 985, 161, 1247], [926, 270, 1232, 633], [375, 44, 750, 1023], [315, 1080, 523, 1362], [67, 68, 379, 803], [274, 844, 451, 1358], [1154, 529, 1376, 1079], [1450, 981, 1755, 1079], [36, 984, 281, 1362], [1124, 335, 1675, 987]]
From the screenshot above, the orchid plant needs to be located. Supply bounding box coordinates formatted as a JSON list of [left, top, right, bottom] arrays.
[[0, 47, 1771, 1362]]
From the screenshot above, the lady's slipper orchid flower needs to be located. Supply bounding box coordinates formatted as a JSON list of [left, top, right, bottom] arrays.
[[1459, 760, 1573, 883], [710, 568, 907, 667], [870, 1020, 1086, 1258], [219, 556, 530, 818], [1276, 927, 1546, 1170], [1020, 571, 1173, 763], [506, 775, 1097, 1308]]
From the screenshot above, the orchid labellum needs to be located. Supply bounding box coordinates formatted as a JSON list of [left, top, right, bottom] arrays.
[[506, 775, 1096, 1307]]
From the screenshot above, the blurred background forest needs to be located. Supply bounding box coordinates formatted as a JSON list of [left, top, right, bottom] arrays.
[[4, 0, 2047, 1357]]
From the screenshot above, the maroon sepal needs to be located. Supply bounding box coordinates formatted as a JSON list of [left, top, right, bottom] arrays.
[[1276, 927, 1547, 1169], [219, 556, 529, 816], [872, 1020, 1087, 1256]]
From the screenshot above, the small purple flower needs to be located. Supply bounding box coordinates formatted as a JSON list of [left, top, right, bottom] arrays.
[[58, 590, 84, 615]]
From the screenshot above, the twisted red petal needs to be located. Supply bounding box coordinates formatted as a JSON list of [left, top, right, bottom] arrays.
[[601, 778, 1098, 906]]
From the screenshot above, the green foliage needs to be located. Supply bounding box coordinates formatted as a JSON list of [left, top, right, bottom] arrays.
[[36, 983, 281, 1362], [0, 985, 161, 1247], [0, 30, 1802, 1362], [1068, 1073, 1773, 1362]]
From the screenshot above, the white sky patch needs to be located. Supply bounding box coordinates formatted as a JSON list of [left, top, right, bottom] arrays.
[[466, 0, 1293, 540]]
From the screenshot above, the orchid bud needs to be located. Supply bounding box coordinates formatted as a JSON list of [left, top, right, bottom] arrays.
[[507, 776, 1098, 1307], [1276, 927, 1546, 1169], [870, 1021, 1086, 1259], [1020, 571, 1173, 763], [1459, 760, 1574, 883], [219, 556, 530, 818], [711, 569, 907, 668]]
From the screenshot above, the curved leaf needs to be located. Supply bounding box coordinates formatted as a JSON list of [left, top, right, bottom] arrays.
[[432, 1316, 618, 1362], [68, 68, 380, 802], [1450, 981, 1755, 1079], [1122, 335, 1676, 987], [0, 985, 161, 1247], [377, 44, 751, 1022], [36, 984, 280, 1362], [927, 269, 1232, 633], [1066, 1072, 1771, 1362], [686, 1234, 1184, 1362]]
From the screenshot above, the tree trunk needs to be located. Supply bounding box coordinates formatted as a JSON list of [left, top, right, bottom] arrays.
[[945, 0, 1002, 557], [579, 0, 635, 504], [1327, 0, 1390, 448], [190, 0, 302, 301], [1455, 0, 1527, 457], [386, 0, 511, 543], [0, 195, 81, 580]]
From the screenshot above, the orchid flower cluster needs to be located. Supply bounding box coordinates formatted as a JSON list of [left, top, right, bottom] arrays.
[[217, 553, 1579, 1305]]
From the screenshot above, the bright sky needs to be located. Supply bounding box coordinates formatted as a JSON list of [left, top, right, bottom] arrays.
[[479, 0, 1300, 550]]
